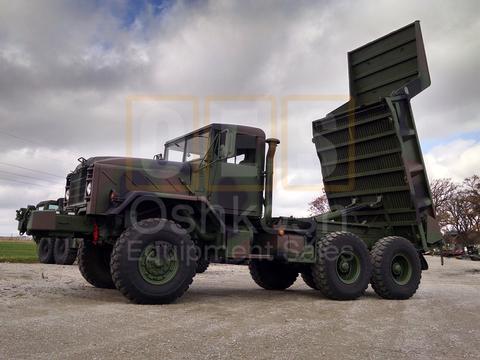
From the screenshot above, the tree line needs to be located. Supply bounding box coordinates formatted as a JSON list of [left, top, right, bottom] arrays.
[[430, 175, 479, 246]]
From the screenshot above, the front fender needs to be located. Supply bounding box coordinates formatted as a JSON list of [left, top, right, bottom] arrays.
[[106, 191, 225, 235], [106, 191, 211, 215]]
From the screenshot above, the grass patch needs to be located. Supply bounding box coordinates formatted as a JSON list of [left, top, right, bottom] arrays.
[[0, 241, 38, 263]]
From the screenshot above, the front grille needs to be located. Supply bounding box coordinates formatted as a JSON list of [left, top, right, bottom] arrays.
[[68, 167, 87, 206]]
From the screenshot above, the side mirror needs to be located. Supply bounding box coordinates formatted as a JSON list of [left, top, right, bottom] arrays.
[[154, 153, 163, 160]]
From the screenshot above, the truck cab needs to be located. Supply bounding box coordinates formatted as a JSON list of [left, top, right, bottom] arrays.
[[163, 123, 266, 217]]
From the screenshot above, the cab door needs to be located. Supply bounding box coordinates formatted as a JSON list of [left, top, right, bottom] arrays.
[[208, 130, 264, 218]]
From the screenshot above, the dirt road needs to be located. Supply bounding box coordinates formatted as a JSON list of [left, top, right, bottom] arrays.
[[0, 257, 479, 359]]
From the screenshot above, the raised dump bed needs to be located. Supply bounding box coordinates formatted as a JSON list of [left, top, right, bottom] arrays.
[[312, 21, 442, 250]]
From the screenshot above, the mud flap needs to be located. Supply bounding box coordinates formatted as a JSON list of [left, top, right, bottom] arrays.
[[418, 252, 429, 270]]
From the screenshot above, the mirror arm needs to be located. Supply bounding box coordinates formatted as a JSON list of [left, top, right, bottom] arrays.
[[199, 132, 221, 168]]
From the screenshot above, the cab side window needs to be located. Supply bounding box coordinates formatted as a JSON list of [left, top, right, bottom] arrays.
[[226, 134, 256, 166]]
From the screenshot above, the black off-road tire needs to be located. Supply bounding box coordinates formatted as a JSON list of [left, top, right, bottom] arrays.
[[37, 237, 55, 264], [196, 258, 210, 274], [54, 237, 77, 265], [370, 236, 421, 300], [301, 267, 320, 290], [78, 240, 115, 289], [110, 218, 197, 304], [312, 232, 371, 300], [249, 260, 298, 290]]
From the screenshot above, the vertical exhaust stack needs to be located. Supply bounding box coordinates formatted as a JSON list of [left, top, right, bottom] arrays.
[[264, 138, 280, 224]]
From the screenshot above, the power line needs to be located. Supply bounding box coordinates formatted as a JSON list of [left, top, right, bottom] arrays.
[[0, 130, 46, 147], [0, 161, 64, 179], [0, 176, 54, 188], [0, 169, 60, 183], [0, 129, 70, 179]]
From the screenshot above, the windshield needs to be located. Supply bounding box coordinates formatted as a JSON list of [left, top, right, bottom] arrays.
[[37, 204, 59, 211], [165, 140, 185, 162], [165, 131, 210, 162]]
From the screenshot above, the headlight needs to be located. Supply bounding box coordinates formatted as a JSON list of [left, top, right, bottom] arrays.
[[85, 181, 92, 196], [65, 189, 70, 201]]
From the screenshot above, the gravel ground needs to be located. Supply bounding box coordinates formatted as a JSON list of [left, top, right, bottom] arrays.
[[0, 257, 479, 359]]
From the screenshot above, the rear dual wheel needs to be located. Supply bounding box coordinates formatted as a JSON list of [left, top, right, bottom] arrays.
[[305, 233, 422, 300], [37, 237, 55, 264], [370, 236, 421, 300], [36, 237, 78, 265], [310, 232, 371, 300], [250, 232, 370, 298], [54, 237, 77, 265]]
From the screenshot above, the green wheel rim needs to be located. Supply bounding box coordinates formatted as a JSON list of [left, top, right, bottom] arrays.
[[336, 252, 361, 284], [138, 243, 179, 285], [391, 253, 412, 285]]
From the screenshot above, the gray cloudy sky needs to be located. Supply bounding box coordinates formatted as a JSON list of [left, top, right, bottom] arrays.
[[0, 0, 479, 235]]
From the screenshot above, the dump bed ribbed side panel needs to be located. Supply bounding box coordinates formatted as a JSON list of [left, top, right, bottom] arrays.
[[312, 21, 441, 246], [313, 98, 436, 243]]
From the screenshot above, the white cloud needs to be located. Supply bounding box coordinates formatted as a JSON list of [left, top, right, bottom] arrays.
[[0, 0, 479, 234], [424, 139, 480, 182], [0, 43, 32, 68]]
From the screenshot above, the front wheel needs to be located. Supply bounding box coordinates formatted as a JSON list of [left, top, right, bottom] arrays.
[[370, 236, 421, 300], [196, 258, 210, 274], [311, 232, 371, 300], [78, 240, 115, 289], [110, 218, 197, 304]]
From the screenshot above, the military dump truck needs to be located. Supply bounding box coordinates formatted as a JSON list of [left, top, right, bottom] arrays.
[[16, 21, 442, 304], [16, 199, 78, 265]]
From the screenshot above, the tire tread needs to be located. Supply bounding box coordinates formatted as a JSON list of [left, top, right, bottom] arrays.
[[311, 231, 370, 300], [110, 218, 196, 304], [370, 236, 421, 300], [78, 241, 115, 289], [249, 260, 298, 290]]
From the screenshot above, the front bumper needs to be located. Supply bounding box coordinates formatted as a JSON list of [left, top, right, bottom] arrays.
[[27, 210, 93, 237]]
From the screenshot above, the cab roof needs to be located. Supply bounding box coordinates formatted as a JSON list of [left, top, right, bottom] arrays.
[[164, 123, 265, 147]]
